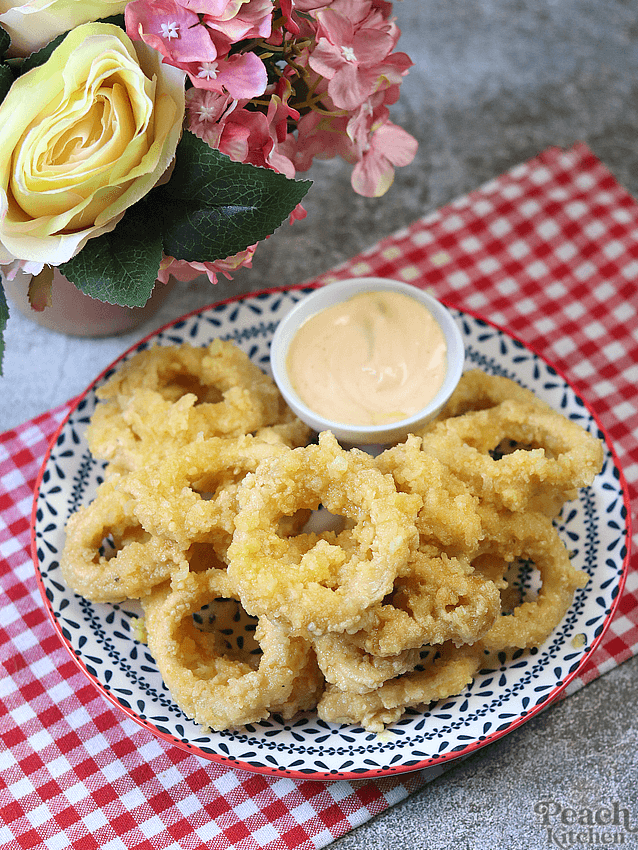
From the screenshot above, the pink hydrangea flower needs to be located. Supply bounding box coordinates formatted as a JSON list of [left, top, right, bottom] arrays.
[[278, 0, 330, 34], [283, 109, 352, 172], [199, 0, 274, 44], [158, 244, 257, 285], [126, 0, 272, 96], [184, 51, 268, 98], [288, 202, 307, 223], [125, 0, 218, 65], [133, 0, 417, 211], [308, 1, 399, 110], [267, 79, 300, 139], [348, 104, 417, 197], [301, 1, 412, 107], [187, 90, 251, 161], [186, 88, 297, 177], [328, 0, 394, 26], [290, 0, 330, 10]]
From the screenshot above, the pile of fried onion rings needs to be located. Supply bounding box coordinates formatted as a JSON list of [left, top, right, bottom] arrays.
[[61, 343, 604, 733]]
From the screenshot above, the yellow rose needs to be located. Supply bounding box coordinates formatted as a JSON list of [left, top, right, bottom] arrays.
[[0, 23, 185, 266], [0, 0, 128, 57]]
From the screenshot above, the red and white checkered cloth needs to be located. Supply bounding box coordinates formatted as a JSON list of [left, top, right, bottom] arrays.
[[1, 143, 636, 850]]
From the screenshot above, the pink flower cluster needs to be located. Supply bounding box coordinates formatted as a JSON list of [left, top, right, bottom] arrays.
[[125, 0, 416, 283]]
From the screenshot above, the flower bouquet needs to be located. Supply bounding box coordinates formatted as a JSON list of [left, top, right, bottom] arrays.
[[0, 0, 417, 370]]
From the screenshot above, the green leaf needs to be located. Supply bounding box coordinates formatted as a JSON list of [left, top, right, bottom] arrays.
[[98, 14, 126, 29], [0, 24, 10, 61], [0, 281, 9, 377], [29, 130, 311, 308], [156, 131, 312, 262], [0, 63, 13, 103], [60, 197, 163, 307], [19, 32, 67, 75]]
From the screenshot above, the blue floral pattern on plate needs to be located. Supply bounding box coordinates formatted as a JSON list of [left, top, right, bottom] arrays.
[[32, 289, 629, 780]]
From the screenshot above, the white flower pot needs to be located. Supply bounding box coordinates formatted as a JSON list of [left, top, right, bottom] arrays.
[[3, 268, 174, 337]]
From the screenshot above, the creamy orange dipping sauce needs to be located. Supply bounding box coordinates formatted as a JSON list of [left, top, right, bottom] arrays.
[[286, 290, 448, 426]]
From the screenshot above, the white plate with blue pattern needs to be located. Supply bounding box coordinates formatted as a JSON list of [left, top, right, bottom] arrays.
[[32, 287, 630, 780]]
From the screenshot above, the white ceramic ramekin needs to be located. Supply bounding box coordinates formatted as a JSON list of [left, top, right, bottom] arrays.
[[270, 277, 465, 445]]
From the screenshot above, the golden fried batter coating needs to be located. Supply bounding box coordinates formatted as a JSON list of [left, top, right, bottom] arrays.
[[61, 353, 604, 733], [348, 552, 501, 657], [60, 475, 188, 603], [377, 434, 482, 556], [142, 570, 323, 731], [87, 340, 308, 473], [227, 432, 421, 637], [423, 368, 549, 423], [312, 632, 422, 694], [317, 643, 484, 732], [475, 507, 589, 650], [121, 435, 291, 555], [421, 398, 604, 516]]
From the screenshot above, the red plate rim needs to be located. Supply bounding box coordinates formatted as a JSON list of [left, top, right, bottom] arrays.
[[30, 282, 633, 781]]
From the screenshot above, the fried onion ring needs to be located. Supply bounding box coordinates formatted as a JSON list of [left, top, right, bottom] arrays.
[[312, 633, 422, 694], [227, 431, 421, 637], [121, 435, 291, 555], [60, 475, 188, 603], [423, 369, 550, 424], [87, 340, 296, 473], [346, 551, 501, 657], [142, 569, 323, 731], [376, 435, 482, 556], [421, 399, 604, 515], [475, 508, 588, 650], [317, 642, 484, 732]]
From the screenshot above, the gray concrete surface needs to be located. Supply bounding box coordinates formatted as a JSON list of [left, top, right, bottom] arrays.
[[331, 661, 638, 849], [1, 1, 637, 847]]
